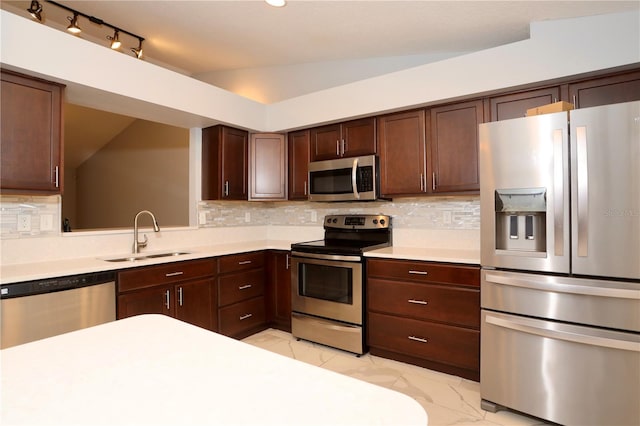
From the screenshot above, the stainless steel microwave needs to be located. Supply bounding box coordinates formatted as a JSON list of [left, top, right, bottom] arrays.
[[308, 155, 380, 202]]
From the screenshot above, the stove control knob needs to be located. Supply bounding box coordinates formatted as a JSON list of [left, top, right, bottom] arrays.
[[373, 219, 379, 224], [379, 219, 386, 225], [332, 218, 338, 223]]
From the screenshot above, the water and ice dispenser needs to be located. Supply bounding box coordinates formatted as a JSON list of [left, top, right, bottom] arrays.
[[495, 188, 547, 252]]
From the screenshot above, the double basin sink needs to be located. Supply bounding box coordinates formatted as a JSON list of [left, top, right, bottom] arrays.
[[101, 251, 191, 262]]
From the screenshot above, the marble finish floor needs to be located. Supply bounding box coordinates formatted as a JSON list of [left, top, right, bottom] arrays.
[[243, 328, 552, 426]]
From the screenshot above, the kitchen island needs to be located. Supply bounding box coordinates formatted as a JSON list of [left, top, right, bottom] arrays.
[[1, 314, 428, 425]]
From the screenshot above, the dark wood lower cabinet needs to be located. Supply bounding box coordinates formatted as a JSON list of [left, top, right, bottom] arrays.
[[266, 250, 292, 332], [367, 258, 480, 381]]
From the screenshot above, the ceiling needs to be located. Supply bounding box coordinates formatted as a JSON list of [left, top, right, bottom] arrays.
[[4, 1, 639, 91]]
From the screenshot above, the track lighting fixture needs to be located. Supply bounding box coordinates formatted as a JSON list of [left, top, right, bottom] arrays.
[[27, 0, 43, 21], [66, 12, 81, 34], [107, 30, 121, 50], [28, 1, 145, 60], [131, 38, 144, 59]]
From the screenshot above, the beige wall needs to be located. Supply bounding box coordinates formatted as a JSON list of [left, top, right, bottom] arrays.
[[73, 120, 189, 230]]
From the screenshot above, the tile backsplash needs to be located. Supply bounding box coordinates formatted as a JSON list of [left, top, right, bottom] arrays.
[[197, 196, 480, 230], [0, 195, 479, 240], [0, 195, 61, 239]]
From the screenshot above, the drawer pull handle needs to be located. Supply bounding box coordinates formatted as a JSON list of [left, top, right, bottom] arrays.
[[408, 299, 428, 305], [238, 260, 252, 265], [239, 313, 253, 321], [165, 271, 184, 277], [164, 290, 171, 310], [408, 270, 428, 275], [239, 284, 252, 290], [408, 336, 428, 344]]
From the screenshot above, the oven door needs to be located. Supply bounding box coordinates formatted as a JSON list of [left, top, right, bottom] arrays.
[[290, 252, 363, 325]]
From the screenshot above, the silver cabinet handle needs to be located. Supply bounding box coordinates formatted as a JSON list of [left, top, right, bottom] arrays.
[[304, 181, 307, 196], [576, 126, 589, 257], [408, 299, 428, 305], [286, 254, 290, 270], [238, 260, 252, 265], [420, 173, 424, 191], [178, 287, 184, 306], [224, 180, 229, 196], [351, 157, 360, 199], [239, 313, 253, 321], [238, 284, 252, 290], [341, 139, 346, 156], [164, 290, 171, 310], [336, 140, 340, 156], [432, 172, 436, 191], [165, 271, 184, 277], [408, 336, 428, 343], [54, 166, 59, 188], [409, 270, 428, 275]]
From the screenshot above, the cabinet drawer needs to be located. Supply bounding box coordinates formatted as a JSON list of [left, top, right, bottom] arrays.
[[218, 251, 264, 273], [218, 296, 266, 337], [367, 259, 479, 287], [368, 312, 479, 371], [218, 269, 264, 307], [118, 259, 216, 292], [368, 278, 479, 328]]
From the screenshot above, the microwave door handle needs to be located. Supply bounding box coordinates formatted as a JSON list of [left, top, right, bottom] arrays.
[[351, 158, 360, 199]]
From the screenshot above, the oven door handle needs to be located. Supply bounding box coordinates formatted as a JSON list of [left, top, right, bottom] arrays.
[[351, 158, 360, 200], [291, 251, 362, 262]]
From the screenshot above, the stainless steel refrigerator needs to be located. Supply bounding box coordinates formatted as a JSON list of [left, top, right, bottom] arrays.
[[479, 101, 640, 425]]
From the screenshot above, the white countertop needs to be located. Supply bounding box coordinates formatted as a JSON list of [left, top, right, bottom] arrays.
[[366, 246, 480, 265], [1, 238, 479, 284], [1, 314, 428, 426]]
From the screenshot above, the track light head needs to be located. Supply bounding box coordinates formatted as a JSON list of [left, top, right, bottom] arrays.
[[66, 13, 81, 34], [131, 39, 144, 59], [107, 30, 121, 50], [27, 0, 43, 21]]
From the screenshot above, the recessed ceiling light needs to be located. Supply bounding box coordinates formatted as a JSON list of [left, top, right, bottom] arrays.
[[265, 0, 286, 7]]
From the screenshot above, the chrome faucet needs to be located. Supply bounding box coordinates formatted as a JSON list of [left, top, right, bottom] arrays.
[[133, 210, 160, 253]]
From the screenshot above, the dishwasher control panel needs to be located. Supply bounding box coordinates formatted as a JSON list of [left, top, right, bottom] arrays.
[[1, 271, 116, 299]]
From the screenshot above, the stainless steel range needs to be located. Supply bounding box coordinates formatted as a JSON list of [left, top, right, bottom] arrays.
[[290, 214, 392, 355]]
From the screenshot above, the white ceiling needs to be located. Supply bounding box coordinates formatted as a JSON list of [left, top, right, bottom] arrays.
[[4, 1, 639, 85]]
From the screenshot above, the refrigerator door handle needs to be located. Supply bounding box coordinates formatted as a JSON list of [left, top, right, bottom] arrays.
[[484, 272, 640, 299], [576, 126, 589, 257], [553, 129, 565, 256], [485, 313, 640, 352]]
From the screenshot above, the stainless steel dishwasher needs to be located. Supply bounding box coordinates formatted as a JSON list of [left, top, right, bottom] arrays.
[[1, 271, 116, 349]]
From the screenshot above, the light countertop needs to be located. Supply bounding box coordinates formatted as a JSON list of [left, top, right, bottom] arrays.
[[1, 314, 428, 425], [1, 240, 479, 284]]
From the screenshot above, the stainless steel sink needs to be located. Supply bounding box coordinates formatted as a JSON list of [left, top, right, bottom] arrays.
[[101, 251, 191, 262]]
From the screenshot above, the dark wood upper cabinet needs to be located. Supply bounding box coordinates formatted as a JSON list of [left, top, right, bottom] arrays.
[[428, 100, 483, 193], [249, 133, 287, 200], [568, 70, 640, 108], [202, 125, 248, 200], [377, 110, 427, 197], [486, 86, 561, 122], [1, 70, 64, 194], [310, 117, 376, 161], [287, 129, 310, 200]]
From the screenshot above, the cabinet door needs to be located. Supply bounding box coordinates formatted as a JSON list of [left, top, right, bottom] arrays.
[[428, 100, 483, 193], [221, 126, 248, 199], [249, 133, 287, 200], [174, 278, 213, 330], [288, 130, 310, 200], [118, 286, 173, 319], [487, 87, 560, 121], [341, 117, 376, 157], [266, 251, 291, 331], [310, 124, 341, 161], [1, 71, 63, 194], [568, 70, 640, 108], [377, 110, 426, 196]]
